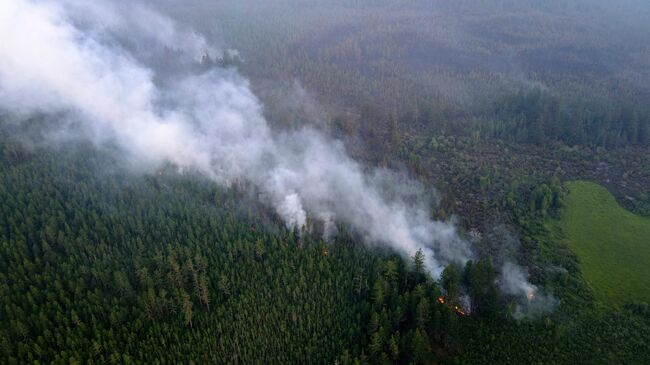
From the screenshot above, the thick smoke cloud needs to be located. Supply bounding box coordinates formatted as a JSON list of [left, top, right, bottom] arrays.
[[0, 0, 473, 277]]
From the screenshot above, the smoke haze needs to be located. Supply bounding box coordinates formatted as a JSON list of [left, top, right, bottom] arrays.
[[1, 1, 557, 316], [0, 0, 473, 276]]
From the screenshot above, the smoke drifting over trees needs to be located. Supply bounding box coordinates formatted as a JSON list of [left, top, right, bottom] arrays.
[[3, 2, 650, 363], [0, 0, 474, 276]]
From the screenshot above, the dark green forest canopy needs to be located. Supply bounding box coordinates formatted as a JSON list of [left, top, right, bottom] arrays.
[[1, 1, 650, 363], [0, 137, 377, 364], [1, 129, 649, 364]]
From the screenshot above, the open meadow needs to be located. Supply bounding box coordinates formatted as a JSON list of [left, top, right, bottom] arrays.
[[556, 181, 650, 305]]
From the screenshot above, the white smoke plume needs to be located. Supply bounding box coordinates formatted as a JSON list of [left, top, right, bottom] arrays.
[[499, 262, 537, 300], [0, 0, 472, 277], [499, 262, 557, 318]]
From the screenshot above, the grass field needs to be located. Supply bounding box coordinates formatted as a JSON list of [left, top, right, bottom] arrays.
[[554, 181, 650, 306]]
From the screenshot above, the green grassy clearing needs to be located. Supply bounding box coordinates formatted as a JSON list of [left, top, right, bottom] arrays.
[[553, 181, 650, 305]]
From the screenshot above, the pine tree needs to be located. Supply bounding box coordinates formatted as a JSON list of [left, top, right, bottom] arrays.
[[412, 249, 425, 274]]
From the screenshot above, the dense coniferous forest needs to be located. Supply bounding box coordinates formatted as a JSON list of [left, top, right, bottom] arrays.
[[1, 126, 649, 364], [2, 0, 650, 364], [480, 90, 650, 147], [0, 137, 374, 364]]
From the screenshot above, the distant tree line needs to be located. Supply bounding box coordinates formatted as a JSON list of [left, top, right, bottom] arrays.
[[478, 89, 650, 148]]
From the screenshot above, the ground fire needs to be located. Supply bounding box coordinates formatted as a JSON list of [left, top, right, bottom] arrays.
[[437, 296, 467, 316], [527, 291, 536, 301]]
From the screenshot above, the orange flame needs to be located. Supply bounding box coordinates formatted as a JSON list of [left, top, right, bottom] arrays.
[[453, 306, 466, 316]]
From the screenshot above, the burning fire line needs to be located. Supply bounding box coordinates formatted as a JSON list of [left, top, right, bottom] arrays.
[[437, 296, 467, 316]]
